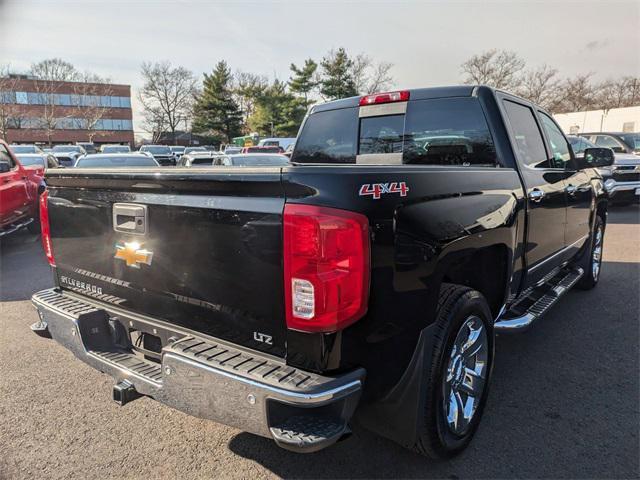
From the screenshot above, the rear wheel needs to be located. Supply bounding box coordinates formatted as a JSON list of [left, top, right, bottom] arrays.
[[576, 215, 604, 290], [412, 283, 494, 459]]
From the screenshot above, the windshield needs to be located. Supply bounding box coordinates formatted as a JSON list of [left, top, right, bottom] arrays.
[[245, 146, 282, 153], [142, 146, 171, 154], [75, 155, 158, 168], [16, 155, 44, 166], [230, 155, 289, 166], [170, 147, 185, 153], [191, 157, 213, 165], [224, 147, 242, 154], [185, 147, 206, 153], [102, 146, 130, 153], [10, 145, 38, 153], [53, 145, 82, 153], [620, 133, 640, 150]]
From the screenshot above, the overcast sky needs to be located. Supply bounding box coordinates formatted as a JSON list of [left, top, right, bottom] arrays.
[[1, 0, 638, 137]]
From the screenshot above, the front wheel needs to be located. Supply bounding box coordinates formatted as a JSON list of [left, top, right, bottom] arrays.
[[411, 283, 494, 459], [576, 215, 605, 290]]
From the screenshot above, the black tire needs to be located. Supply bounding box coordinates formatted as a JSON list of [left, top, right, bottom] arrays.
[[576, 215, 605, 290], [412, 283, 494, 459]]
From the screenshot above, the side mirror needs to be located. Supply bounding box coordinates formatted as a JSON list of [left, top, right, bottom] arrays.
[[0, 161, 11, 173], [583, 147, 615, 168]]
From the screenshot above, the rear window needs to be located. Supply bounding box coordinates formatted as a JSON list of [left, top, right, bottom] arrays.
[[191, 156, 213, 165], [75, 156, 158, 168], [292, 108, 358, 163], [292, 97, 498, 166], [16, 155, 44, 167]]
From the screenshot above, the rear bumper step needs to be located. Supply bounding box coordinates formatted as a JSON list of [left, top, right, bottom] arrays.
[[31, 288, 364, 452]]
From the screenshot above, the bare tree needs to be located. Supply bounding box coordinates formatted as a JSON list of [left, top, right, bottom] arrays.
[[73, 73, 114, 142], [597, 76, 640, 110], [517, 65, 562, 112], [626, 77, 640, 106], [461, 49, 525, 90], [555, 74, 596, 113], [351, 53, 394, 94], [30, 58, 81, 82], [29, 59, 81, 145], [139, 61, 198, 143]]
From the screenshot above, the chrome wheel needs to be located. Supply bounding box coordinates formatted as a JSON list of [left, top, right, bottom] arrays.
[[592, 225, 603, 281], [443, 315, 488, 436]]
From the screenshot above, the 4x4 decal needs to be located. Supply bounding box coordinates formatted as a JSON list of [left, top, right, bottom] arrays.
[[359, 182, 409, 200]]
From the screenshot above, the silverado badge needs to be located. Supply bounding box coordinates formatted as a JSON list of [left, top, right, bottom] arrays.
[[114, 242, 153, 268]]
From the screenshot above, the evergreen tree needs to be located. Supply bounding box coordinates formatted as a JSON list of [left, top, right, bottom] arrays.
[[193, 61, 243, 142], [319, 48, 357, 100], [289, 59, 318, 104], [248, 80, 306, 137]]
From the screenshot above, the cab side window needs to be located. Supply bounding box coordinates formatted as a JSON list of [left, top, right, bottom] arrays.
[[539, 112, 572, 169]]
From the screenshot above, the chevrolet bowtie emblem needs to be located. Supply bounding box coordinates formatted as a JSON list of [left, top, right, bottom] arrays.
[[114, 242, 153, 268]]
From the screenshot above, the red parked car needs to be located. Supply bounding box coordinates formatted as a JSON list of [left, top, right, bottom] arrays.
[[0, 139, 45, 237]]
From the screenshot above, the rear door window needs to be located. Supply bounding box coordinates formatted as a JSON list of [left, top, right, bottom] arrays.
[[502, 100, 548, 168]]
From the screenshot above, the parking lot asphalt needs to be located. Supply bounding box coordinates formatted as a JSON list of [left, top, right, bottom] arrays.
[[1, 206, 638, 480]]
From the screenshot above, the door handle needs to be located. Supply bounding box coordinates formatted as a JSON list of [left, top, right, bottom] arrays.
[[566, 184, 577, 196], [528, 188, 545, 202]]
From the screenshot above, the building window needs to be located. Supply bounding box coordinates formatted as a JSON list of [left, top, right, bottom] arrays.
[[15, 92, 28, 104]]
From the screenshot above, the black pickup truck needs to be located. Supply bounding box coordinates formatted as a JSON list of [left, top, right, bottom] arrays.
[[31, 86, 614, 458]]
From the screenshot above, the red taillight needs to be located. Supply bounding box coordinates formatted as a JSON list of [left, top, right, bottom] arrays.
[[283, 204, 370, 333], [39, 190, 55, 266], [359, 90, 410, 106]]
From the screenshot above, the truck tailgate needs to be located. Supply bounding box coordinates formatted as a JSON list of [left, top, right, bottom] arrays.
[[44, 167, 286, 357]]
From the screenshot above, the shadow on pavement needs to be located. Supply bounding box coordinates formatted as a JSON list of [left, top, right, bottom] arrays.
[[607, 203, 640, 225], [229, 260, 639, 479], [0, 229, 53, 301]]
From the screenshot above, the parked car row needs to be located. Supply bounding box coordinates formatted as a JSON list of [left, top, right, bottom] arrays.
[[568, 135, 640, 205]]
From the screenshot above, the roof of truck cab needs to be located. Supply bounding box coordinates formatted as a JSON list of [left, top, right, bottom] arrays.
[[310, 85, 479, 113]]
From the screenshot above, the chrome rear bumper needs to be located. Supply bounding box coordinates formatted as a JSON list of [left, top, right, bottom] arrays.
[[31, 288, 364, 451]]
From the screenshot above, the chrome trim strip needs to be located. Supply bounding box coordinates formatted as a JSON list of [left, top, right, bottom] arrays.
[[359, 101, 407, 118], [529, 234, 589, 274], [0, 218, 33, 237], [606, 180, 640, 193], [356, 153, 403, 165]]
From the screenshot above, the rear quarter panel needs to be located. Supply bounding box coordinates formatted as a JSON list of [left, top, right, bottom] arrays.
[[283, 165, 525, 397]]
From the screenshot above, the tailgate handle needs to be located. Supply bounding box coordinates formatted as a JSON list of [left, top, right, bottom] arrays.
[[113, 203, 147, 235]]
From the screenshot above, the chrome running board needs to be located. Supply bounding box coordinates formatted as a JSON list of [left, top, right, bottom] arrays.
[[495, 267, 584, 333], [0, 218, 33, 237]]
